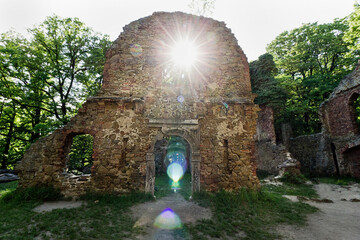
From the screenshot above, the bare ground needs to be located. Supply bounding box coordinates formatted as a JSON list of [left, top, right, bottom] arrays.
[[33, 201, 85, 213], [278, 183, 360, 240], [130, 193, 212, 240]]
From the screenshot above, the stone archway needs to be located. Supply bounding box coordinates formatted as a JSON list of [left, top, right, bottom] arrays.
[[145, 125, 200, 196]]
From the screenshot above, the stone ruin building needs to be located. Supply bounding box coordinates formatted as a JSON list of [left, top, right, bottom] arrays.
[[286, 63, 360, 178], [256, 63, 360, 178], [16, 12, 260, 197], [319, 64, 360, 178], [255, 105, 299, 175]]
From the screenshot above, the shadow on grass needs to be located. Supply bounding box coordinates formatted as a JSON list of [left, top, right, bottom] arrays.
[[187, 186, 317, 240], [0, 178, 318, 240]]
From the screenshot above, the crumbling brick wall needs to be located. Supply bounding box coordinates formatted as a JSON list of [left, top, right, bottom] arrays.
[[316, 63, 360, 178], [16, 12, 260, 197]]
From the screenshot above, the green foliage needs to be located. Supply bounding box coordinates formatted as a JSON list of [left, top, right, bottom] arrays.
[[28, 15, 111, 123], [0, 16, 111, 169], [250, 53, 287, 112], [267, 18, 357, 136], [0, 180, 17, 198], [189, 186, 317, 239], [154, 172, 192, 199], [1, 184, 62, 203], [317, 176, 360, 186], [279, 172, 308, 185], [344, 3, 360, 57], [67, 134, 94, 174], [352, 94, 360, 128]]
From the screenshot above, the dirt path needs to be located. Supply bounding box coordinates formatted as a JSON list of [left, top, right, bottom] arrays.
[[130, 193, 211, 240], [278, 183, 360, 240], [33, 201, 85, 212]]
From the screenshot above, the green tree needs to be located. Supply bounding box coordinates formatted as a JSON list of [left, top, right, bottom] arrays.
[[68, 134, 94, 174], [249, 53, 287, 112], [0, 16, 111, 169], [344, 3, 360, 58], [267, 19, 354, 136], [28, 15, 111, 125]]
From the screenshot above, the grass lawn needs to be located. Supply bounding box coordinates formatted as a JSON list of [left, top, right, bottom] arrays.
[[1, 177, 317, 240], [0, 182, 153, 240], [187, 183, 317, 240]]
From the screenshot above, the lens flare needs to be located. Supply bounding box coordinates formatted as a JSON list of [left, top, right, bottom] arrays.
[[177, 95, 185, 103], [171, 40, 198, 68], [153, 208, 183, 229], [167, 162, 184, 182], [130, 43, 143, 57]]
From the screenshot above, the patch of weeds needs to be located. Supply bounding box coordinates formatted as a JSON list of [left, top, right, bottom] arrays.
[[155, 173, 174, 198], [0, 191, 153, 240], [155, 172, 192, 199], [263, 183, 318, 198], [0, 181, 18, 198], [317, 176, 360, 186], [188, 186, 317, 240], [178, 172, 192, 200], [279, 172, 308, 185]]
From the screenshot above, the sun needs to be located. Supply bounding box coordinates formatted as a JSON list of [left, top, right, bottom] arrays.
[[171, 39, 198, 69]]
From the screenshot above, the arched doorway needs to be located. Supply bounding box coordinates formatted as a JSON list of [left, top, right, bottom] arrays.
[[154, 136, 192, 197], [145, 128, 200, 196], [344, 145, 360, 179]]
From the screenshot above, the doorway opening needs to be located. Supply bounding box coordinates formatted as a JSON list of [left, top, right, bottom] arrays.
[[344, 145, 360, 179], [154, 136, 192, 198], [330, 143, 340, 176]]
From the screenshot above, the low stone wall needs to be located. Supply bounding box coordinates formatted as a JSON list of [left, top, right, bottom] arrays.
[[289, 133, 334, 176], [255, 141, 295, 175]]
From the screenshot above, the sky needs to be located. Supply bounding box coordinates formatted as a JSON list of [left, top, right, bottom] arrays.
[[0, 0, 357, 61]]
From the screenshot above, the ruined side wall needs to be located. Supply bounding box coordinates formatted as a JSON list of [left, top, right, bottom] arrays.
[[319, 63, 360, 178], [256, 105, 276, 143], [200, 102, 260, 191], [17, 99, 155, 197], [255, 105, 281, 174], [321, 89, 360, 137], [289, 133, 335, 176]]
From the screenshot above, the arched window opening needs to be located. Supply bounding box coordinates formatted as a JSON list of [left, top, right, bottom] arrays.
[[344, 145, 360, 179], [67, 134, 94, 175], [350, 93, 360, 133]]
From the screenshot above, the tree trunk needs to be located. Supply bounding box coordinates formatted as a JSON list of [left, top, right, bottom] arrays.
[[1, 108, 16, 169], [31, 108, 41, 142]]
